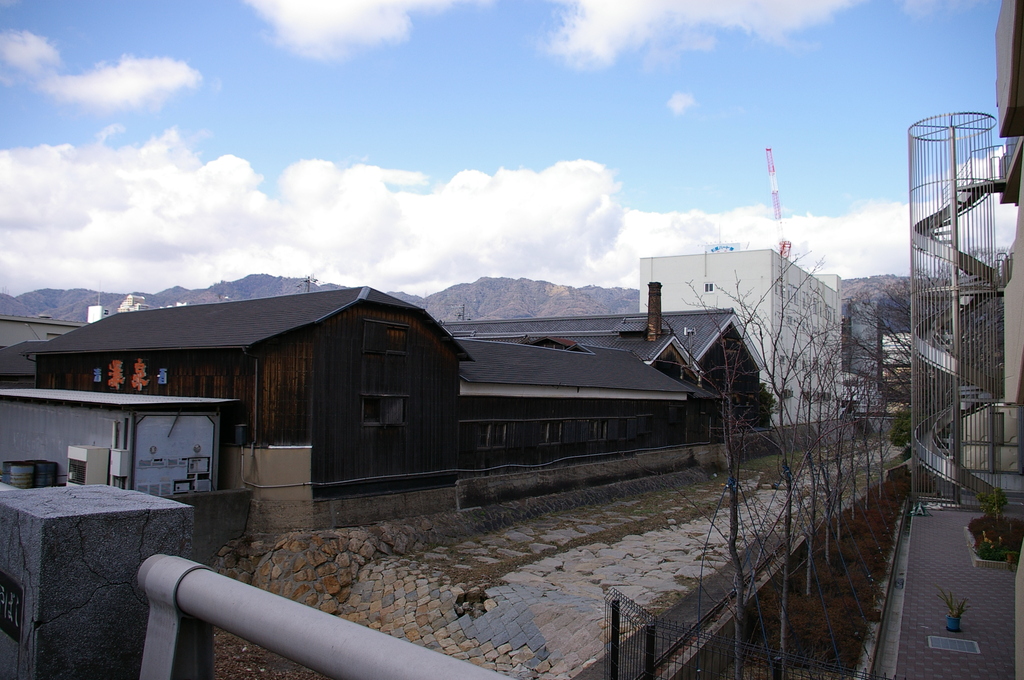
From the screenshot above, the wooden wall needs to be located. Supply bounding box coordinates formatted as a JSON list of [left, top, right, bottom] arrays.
[[35, 349, 254, 434], [310, 305, 460, 499], [457, 395, 715, 473]]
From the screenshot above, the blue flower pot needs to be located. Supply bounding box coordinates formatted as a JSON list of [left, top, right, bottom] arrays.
[[946, 615, 961, 632]]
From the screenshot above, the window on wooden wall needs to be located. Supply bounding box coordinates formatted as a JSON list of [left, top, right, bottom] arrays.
[[363, 320, 408, 354], [638, 415, 653, 434], [590, 420, 608, 440], [541, 421, 562, 444], [477, 423, 508, 449], [362, 396, 405, 426]]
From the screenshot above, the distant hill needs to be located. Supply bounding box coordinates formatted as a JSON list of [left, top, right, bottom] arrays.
[[2, 275, 639, 323], [2, 273, 905, 324], [840, 274, 908, 302], [415, 278, 639, 322]]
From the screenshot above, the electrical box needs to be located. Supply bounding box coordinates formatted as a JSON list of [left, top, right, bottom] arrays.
[[67, 446, 110, 486], [109, 448, 132, 488]]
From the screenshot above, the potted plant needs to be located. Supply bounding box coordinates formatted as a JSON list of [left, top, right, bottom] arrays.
[[937, 587, 969, 632]]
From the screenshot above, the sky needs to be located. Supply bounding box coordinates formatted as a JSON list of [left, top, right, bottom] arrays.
[[0, 0, 1016, 297]]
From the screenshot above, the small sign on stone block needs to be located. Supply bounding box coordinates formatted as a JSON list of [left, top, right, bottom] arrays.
[[0, 569, 22, 643]]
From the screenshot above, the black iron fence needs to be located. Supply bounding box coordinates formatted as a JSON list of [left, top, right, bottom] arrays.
[[604, 589, 897, 680]]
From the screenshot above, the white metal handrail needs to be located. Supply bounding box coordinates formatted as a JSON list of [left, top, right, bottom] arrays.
[[138, 554, 505, 680]]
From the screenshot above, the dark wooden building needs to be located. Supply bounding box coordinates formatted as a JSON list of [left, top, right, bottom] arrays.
[[30, 288, 468, 499], [456, 339, 717, 474]]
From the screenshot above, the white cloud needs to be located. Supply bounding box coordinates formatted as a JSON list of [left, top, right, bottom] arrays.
[[95, 124, 126, 143], [0, 30, 200, 112], [37, 56, 201, 112], [544, 0, 865, 68], [667, 91, 696, 115], [0, 30, 60, 81], [0, 131, 923, 297], [243, 0, 487, 60]]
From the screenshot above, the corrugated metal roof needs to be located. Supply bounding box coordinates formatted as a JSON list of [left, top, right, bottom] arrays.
[[29, 288, 432, 354], [0, 388, 237, 407], [458, 339, 692, 393]]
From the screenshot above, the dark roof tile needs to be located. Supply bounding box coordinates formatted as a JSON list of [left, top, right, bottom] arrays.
[[445, 309, 735, 362], [458, 339, 692, 394], [0, 341, 42, 376], [31, 287, 429, 354]]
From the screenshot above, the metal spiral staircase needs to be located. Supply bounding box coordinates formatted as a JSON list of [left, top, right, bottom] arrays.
[[909, 113, 1009, 504]]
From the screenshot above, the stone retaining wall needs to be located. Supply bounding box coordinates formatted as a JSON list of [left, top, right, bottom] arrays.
[[245, 444, 725, 534], [212, 465, 713, 676]]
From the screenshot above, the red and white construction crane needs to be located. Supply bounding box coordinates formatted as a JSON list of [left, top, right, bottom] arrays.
[[765, 148, 791, 258]]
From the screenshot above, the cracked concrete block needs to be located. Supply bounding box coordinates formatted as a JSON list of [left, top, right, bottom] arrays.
[[0, 486, 192, 680]]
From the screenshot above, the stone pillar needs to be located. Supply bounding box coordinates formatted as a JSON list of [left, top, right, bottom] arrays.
[[0, 486, 193, 680]]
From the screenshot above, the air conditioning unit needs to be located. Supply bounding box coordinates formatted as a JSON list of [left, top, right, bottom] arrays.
[[108, 449, 132, 489], [67, 446, 110, 486]]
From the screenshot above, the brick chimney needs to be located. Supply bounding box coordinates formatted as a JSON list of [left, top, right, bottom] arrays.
[[646, 282, 662, 341]]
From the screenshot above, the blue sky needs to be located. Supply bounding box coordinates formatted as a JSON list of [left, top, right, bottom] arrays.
[[0, 0, 1015, 297]]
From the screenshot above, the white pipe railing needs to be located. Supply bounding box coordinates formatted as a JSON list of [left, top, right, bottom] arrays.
[[138, 554, 505, 680]]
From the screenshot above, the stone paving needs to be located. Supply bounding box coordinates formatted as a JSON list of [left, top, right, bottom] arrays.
[[336, 476, 784, 678], [893, 508, 1016, 680]]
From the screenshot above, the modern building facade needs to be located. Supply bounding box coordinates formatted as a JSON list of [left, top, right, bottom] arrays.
[[0, 314, 84, 348], [640, 250, 842, 426]]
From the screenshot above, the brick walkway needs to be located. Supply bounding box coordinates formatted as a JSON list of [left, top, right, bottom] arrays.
[[894, 508, 1015, 679]]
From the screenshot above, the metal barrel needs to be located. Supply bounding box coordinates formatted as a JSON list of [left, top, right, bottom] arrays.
[[31, 460, 57, 487], [9, 462, 35, 489]]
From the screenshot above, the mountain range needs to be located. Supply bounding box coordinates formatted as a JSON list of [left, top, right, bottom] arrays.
[[0, 273, 903, 323]]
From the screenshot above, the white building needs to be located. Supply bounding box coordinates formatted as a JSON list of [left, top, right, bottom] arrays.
[[640, 249, 841, 425], [116, 294, 149, 314]]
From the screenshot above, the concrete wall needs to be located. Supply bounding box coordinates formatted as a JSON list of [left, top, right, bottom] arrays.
[[0, 317, 83, 348], [1005, 175, 1024, 404], [247, 486, 456, 534], [1017, 534, 1024, 680], [174, 488, 251, 564]]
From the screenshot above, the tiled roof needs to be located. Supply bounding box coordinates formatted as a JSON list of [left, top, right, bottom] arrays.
[[444, 309, 736, 362], [458, 339, 692, 394], [0, 341, 42, 376], [29, 288, 439, 354]]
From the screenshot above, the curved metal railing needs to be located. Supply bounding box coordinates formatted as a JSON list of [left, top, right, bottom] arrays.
[[909, 112, 1005, 502]]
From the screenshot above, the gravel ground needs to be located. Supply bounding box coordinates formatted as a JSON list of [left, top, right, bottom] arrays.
[[215, 630, 325, 679]]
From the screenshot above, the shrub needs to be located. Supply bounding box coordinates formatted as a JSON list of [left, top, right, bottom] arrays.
[[754, 476, 910, 667], [977, 487, 1008, 519], [968, 516, 1024, 562], [888, 409, 911, 451]]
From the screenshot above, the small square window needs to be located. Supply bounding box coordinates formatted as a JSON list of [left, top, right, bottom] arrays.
[[704, 283, 715, 293], [363, 397, 405, 425], [542, 421, 562, 444]]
